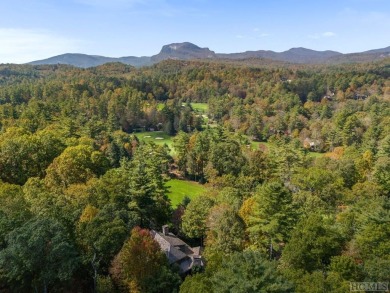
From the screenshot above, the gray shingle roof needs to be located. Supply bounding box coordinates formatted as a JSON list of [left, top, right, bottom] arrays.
[[151, 229, 204, 274]]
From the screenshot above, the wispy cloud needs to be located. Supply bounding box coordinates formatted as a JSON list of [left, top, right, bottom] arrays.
[[323, 31, 336, 37], [0, 28, 83, 64], [236, 35, 246, 39], [308, 31, 337, 39], [259, 33, 270, 37]]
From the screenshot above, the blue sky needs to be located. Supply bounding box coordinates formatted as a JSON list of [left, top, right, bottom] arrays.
[[0, 0, 389, 63]]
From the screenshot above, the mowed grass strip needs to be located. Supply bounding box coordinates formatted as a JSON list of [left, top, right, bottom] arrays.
[[165, 179, 206, 207], [190, 103, 208, 113]]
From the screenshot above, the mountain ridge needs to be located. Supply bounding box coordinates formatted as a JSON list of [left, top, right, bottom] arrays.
[[26, 43, 390, 68]]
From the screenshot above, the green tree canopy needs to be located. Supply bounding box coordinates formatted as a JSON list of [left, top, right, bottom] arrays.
[[0, 217, 79, 292], [210, 251, 293, 293], [281, 214, 344, 272]]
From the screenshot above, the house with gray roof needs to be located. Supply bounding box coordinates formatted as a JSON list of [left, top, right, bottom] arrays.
[[151, 225, 204, 274]]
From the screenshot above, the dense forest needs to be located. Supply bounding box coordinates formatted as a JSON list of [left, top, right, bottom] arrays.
[[0, 58, 389, 292]]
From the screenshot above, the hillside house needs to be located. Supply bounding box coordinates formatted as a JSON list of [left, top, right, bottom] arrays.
[[354, 93, 367, 100], [151, 225, 204, 275], [323, 95, 333, 101], [303, 137, 322, 151]]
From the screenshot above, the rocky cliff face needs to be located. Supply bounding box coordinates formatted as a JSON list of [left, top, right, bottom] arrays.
[[151, 42, 217, 62]]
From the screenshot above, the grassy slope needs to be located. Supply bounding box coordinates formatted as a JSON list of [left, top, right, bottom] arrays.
[[165, 179, 206, 207], [135, 104, 208, 154]]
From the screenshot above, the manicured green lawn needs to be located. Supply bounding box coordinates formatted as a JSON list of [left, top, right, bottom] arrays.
[[133, 131, 174, 152], [158, 102, 208, 113], [307, 151, 325, 158], [165, 179, 206, 207], [190, 103, 208, 113], [249, 141, 271, 150], [156, 103, 165, 110]]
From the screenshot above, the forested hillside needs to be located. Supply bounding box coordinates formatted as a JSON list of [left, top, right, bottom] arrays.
[[0, 59, 389, 292]]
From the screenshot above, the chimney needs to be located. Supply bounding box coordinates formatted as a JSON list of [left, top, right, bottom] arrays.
[[162, 225, 169, 236]]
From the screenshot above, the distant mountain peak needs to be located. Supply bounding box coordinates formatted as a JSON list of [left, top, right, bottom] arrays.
[[286, 47, 341, 54], [153, 42, 216, 62], [162, 42, 201, 51]]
